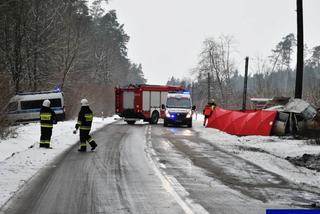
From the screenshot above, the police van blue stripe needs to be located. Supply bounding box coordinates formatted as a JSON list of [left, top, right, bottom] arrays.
[[8, 107, 64, 114]]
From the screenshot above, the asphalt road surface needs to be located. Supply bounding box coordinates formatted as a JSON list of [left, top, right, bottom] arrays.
[[2, 121, 320, 214]]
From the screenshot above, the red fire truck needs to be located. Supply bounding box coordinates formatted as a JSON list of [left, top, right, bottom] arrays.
[[115, 84, 184, 124]]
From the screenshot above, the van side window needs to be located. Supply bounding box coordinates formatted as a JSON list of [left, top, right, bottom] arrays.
[[7, 102, 18, 112], [21, 99, 62, 110], [21, 100, 43, 110]]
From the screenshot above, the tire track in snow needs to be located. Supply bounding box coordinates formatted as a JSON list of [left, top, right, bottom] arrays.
[[145, 125, 209, 214]]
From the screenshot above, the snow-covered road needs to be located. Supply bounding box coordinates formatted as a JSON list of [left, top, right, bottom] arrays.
[[151, 125, 320, 213], [0, 117, 117, 209], [1, 115, 320, 213], [2, 122, 186, 214]]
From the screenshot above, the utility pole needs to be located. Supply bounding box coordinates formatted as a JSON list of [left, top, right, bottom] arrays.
[[242, 57, 249, 111], [295, 0, 304, 99], [207, 72, 211, 103]]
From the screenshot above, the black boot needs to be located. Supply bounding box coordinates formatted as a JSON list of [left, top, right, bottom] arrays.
[[40, 143, 50, 148], [89, 141, 97, 151], [78, 144, 87, 152]]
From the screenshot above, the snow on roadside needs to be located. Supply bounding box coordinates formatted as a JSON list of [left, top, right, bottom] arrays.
[[0, 116, 118, 207], [194, 113, 320, 188], [1, 112, 320, 208]]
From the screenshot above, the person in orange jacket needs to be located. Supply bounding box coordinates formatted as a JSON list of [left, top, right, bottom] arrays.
[[203, 99, 217, 126]]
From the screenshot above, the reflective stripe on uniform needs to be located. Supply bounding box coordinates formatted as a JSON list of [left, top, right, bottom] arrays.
[[40, 140, 50, 144], [40, 113, 52, 121], [80, 126, 91, 130], [88, 138, 94, 143], [77, 121, 82, 125], [80, 143, 87, 149], [84, 114, 93, 121], [41, 124, 53, 128]]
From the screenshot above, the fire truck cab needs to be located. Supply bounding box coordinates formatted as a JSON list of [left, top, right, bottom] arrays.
[[115, 84, 184, 124]]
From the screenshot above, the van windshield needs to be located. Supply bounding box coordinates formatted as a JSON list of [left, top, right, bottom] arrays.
[[166, 97, 191, 108]]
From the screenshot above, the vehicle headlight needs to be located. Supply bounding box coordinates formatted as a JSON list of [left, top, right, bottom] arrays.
[[186, 111, 192, 118], [165, 110, 170, 118]]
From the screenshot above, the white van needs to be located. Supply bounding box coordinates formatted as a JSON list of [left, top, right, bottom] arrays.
[[162, 91, 196, 127], [6, 90, 65, 123]]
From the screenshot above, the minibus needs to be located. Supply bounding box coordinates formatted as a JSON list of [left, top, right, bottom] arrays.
[[6, 90, 65, 123]]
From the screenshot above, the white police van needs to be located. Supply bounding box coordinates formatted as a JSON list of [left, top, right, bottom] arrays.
[[162, 91, 196, 127], [6, 90, 65, 123]]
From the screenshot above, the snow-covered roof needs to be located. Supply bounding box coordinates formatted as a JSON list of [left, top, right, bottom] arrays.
[[10, 91, 63, 102]]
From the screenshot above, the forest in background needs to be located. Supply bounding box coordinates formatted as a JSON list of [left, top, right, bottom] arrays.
[[0, 0, 146, 121], [0, 0, 319, 128], [167, 33, 320, 111]]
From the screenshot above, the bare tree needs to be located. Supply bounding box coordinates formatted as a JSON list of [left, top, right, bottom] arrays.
[[54, 1, 92, 90], [0, 0, 30, 92], [270, 33, 296, 72], [196, 35, 236, 107]]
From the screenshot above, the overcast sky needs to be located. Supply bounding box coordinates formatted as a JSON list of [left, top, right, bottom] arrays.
[[107, 0, 320, 85]]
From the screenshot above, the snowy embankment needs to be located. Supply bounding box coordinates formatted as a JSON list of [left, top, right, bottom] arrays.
[[0, 116, 118, 208], [194, 113, 320, 189]]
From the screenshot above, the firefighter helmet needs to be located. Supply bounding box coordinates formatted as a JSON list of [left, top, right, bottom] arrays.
[[81, 98, 89, 106], [42, 99, 51, 107]]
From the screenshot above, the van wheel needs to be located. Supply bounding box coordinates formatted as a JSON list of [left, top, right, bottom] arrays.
[[187, 121, 192, 128], [149, 111, 159, 124], [164, 120, 168, 127], [126, 121, 136, 125]]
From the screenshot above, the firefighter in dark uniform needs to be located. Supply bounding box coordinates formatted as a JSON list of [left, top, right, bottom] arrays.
[[40, 99, 56, 148], [74, 99, 97, 152]]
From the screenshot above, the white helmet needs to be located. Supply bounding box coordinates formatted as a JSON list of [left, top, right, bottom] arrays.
[[43, 99, 51, 107], [81, 98, 89, 106]]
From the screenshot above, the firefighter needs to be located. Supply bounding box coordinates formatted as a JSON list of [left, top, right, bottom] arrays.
[[203, 99, 217, 126], [40, 99, 57, 148], [74, 98, 97, 152]]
